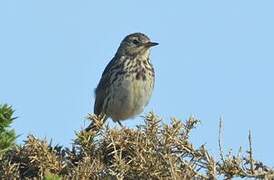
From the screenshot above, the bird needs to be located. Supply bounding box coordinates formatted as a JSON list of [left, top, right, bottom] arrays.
[[86, 33, 158, 131]]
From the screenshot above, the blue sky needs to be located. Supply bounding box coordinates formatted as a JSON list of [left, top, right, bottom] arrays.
[[1, 1, 274, 165]]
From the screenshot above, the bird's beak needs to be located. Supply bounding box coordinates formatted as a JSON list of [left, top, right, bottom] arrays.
[[144, 41, 159, 47]]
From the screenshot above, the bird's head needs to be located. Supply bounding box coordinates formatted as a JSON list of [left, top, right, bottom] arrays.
[[117, 33, 158, 56]]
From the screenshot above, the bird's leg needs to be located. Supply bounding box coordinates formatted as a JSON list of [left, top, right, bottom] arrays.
[[117, 120, 124, 128]]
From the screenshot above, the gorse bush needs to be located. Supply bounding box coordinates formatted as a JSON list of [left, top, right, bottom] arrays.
[[0, 105, 273, 179]]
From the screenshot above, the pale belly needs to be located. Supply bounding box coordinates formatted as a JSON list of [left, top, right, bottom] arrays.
[[106, 77, 153, 121]]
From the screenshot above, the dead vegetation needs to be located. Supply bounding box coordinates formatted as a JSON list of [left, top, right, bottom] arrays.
[[0, 112, 273, 179]]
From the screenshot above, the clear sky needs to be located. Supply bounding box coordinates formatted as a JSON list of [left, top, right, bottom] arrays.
[[1, 1, 274, 166]]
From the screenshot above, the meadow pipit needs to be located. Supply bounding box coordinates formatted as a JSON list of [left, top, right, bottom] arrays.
[[86, 33, 158, 130]]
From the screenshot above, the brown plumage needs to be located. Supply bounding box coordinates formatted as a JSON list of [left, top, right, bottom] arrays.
[[86, 33, 158, 131]]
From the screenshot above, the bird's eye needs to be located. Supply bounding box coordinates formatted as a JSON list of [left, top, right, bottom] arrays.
[[132, 39, 140, 45]]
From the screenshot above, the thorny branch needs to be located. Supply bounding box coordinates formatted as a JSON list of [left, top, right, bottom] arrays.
[[1, 112, 274, 179]]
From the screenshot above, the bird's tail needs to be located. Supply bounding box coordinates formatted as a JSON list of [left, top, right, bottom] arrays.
[[84, 114, 107, 132]]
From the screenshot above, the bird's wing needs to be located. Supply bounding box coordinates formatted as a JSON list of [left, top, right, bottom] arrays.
[[94, 57, 117, 115]]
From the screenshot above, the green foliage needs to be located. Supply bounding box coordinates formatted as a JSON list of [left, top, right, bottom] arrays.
[[0, 104, 17, 159], [44, 172, 62, 180]]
